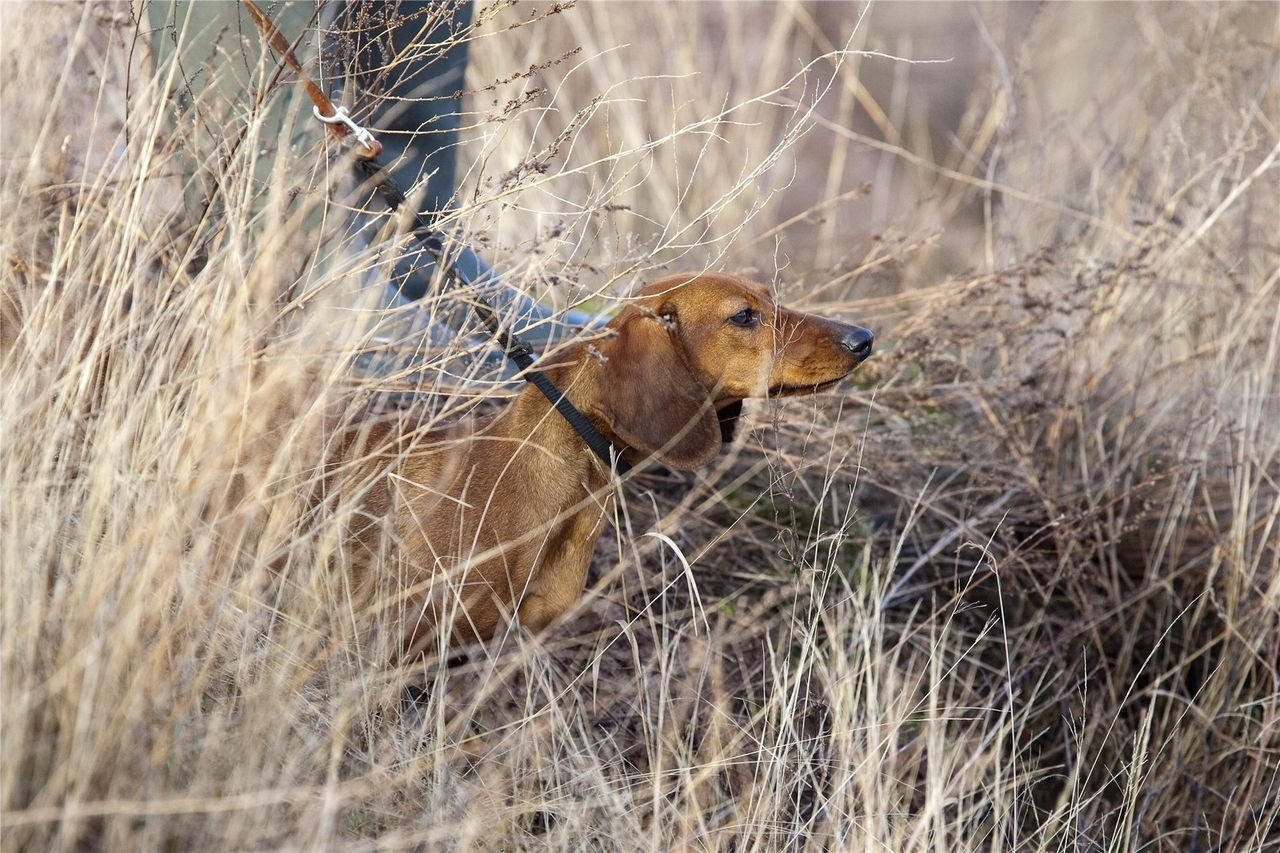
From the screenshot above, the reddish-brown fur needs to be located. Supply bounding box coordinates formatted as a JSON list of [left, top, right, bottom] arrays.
[[337, 272, 873, 654]]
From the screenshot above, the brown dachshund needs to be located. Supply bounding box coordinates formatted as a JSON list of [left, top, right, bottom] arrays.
[[341, 272, 872, 654]]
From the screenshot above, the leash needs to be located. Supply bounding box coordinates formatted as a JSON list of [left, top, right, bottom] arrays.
[[240, 0, 630, 475]]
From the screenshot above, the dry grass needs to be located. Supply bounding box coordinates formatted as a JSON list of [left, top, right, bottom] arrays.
[[3, 2, 1278, 850]]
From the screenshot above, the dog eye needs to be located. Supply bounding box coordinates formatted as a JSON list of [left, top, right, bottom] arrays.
[[728, 308, 759, 328]]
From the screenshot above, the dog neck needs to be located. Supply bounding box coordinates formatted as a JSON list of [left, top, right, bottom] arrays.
[[492, 344, 618, 488]]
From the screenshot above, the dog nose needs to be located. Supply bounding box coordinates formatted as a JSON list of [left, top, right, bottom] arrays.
[[840, 326, 874, 361]]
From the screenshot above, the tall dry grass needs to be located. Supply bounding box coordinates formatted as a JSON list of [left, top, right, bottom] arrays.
[[2, 2, 1277, 850]]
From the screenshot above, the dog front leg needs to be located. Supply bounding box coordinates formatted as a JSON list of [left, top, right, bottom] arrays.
[[515, 594, 558, 631]]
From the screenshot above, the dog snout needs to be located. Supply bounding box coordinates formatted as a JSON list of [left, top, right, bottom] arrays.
[[839, 326, 874, 361]]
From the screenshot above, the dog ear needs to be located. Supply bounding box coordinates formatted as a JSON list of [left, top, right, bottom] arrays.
[[597, 307, 722, 470]]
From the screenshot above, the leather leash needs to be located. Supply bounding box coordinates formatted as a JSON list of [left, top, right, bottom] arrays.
[[240, 0, 630, 475]]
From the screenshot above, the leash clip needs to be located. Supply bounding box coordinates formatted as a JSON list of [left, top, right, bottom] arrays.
[[313, 104, 382, 157]]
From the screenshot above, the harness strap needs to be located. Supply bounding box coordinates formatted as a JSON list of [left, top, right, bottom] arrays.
[[242, 0, 630, 475]]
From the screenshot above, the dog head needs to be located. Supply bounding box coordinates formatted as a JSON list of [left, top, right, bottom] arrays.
[[594, 272, 873, 469]]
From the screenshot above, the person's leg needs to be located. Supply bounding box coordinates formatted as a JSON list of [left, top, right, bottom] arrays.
[[322, 0, 472, 228], [151, 1, 601, 382], [324, 1, 604, 371]]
